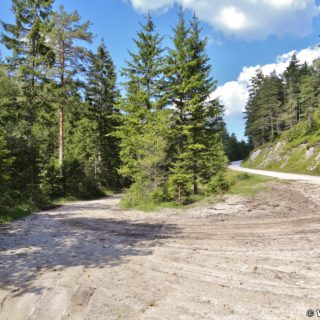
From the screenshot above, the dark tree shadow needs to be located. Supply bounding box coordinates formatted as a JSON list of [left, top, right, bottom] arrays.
[[0, 201, 180, 297]]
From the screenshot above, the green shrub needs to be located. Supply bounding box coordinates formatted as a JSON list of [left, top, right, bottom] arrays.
[[207, 173, 230, 194], [39, 159, 62, 198], [152, 187, 170, 204], [168, 173, 193, 204], [62, 158, 103, 199], [121, 181, 150, 208]]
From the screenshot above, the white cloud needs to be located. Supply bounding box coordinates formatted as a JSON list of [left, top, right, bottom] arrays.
[[217, 6, 247, 31], [212, 81, 249, 116], [130, 0, 174, 11], [214, 46, 320, 116], [129, 0, 320, 40]]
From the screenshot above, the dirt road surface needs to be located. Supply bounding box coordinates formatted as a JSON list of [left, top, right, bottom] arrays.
[[1, 182, 320, 320], [229, 161, 320, 185]]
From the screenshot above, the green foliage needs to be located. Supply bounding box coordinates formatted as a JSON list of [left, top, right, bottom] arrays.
[[0, 131, 14, 207], [62, 157, 103, 199], [168, 155, 193, 204], [223, 131, 253, 161], [0, 206, 32, 224], [85, 40, 121, 189], [1, 6, 229, 219], [225, 170, 273, 196], [117, 14, 172, 206], [245, 54, 320, 148], [243, 117, 320, 176], [48, 5, 93, 166], [165, 12, 227, 201], [0, 3, 118, 220], [38, 159, 62, 197], [207, 173, 230, 195]]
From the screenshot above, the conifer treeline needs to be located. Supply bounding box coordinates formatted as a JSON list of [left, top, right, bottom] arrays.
[[0, 1, 227, 211], [118, 13, 227, 206], [245, 53, 320, 147]]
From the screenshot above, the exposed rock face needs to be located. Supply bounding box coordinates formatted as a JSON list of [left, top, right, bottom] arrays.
[[244, 141, 320, 174]]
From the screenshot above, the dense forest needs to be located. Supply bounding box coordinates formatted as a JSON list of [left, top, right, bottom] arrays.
[[0, 0, 251, 214], [245, 53, 320, 147]]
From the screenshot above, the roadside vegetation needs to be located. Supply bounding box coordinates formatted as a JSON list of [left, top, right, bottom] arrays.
[[1, 1, 249, 222], [245, 54, 320, 148], [120, 170, 275, 212], [243, 111, 320, 175], [243, 52, 320, 175], [225, 171, 273, 196]]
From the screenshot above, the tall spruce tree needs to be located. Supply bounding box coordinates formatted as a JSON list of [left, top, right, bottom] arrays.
[[0, 67, 19, 207], [117, 14, 170, 203], [283, 53, 303, 128], [245, 69, 265, 146], [259, 72, 284, 141], [165, 10, 193, 201], [85, 40, 121, 189], [166, 12, 226, 200], [1, 0, 54, 200], [299, 70, 318, 130], [187, 14, 225, 194]]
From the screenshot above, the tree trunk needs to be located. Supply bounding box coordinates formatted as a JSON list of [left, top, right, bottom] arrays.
[[193, 161, 198, 194], [270, 111, 274, 141], [59, 107, 64, 166], [308, 112, 312, 131], [59, 39, 65, 167]]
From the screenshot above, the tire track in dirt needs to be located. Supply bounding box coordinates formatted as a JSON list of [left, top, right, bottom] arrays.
[[1, 184, 320, 319]]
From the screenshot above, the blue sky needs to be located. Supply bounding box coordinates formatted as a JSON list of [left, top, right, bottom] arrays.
[[1, 0, 320, 140]]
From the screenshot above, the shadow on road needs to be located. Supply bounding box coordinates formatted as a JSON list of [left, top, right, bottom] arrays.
[[0, 204, 180, 297]]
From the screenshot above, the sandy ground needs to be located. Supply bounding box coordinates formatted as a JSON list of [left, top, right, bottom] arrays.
[[229, 161, 320, 185], [1, 181, 320, 319]]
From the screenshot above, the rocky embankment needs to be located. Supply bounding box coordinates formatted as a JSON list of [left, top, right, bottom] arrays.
[[243, 141, 320, 175]]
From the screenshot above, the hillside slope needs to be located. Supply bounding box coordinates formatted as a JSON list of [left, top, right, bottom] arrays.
[[243, 120, 320, 175]]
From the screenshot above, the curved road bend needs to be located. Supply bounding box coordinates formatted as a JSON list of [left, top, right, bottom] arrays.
[[228, 160, 320, 186]]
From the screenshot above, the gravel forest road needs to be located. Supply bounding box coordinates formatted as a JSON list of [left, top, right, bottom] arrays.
[[229, 161, 320, 185], [1, 181, 320, 319]]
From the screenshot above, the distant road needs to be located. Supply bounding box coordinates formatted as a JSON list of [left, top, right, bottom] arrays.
[[228, 161, 320, 185]]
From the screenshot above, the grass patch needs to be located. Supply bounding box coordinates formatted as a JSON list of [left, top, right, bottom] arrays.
[[121, 171, 275, 211], [51, 196, 78, 206], [225, 170, 273, 196], [120, 199, 183, 212], [0, 189, 118, 224], [0, 205, 32, 224]]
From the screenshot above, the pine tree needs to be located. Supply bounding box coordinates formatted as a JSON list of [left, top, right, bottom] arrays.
[[244, 54, 320, 148], [259, 72, 284, 141], [85, 40, 121, 189], [300, 71, 318, 131], [283, 53, 303, 128], [48, 5, 92, 166], [245, 69, 266, 146]]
